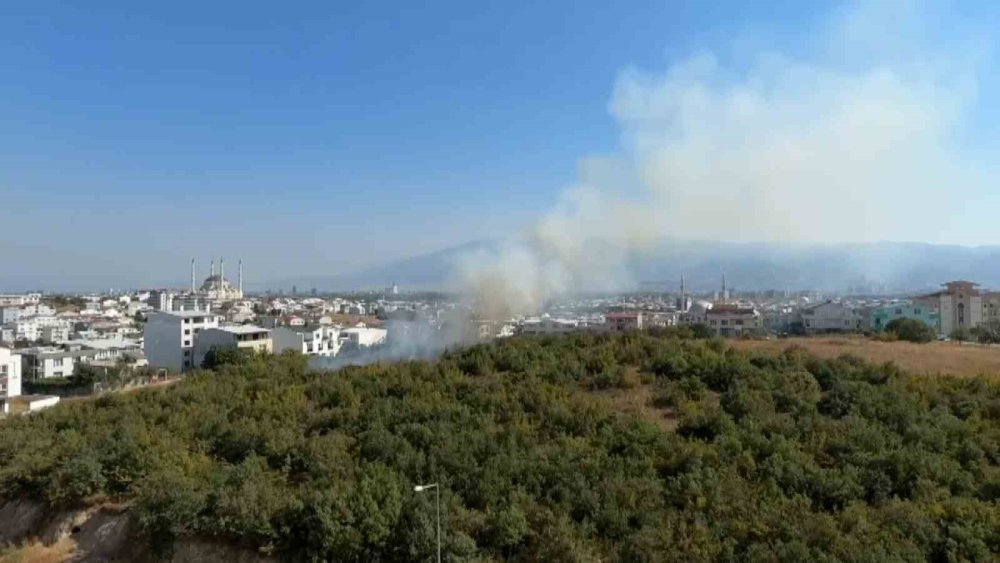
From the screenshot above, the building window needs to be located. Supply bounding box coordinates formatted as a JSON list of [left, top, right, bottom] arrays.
[[184, 329, 190, 335], [183, 340, 191, 347]]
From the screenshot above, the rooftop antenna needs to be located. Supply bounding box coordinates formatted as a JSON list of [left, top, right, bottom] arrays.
[[190, 259, 195, 293], [238, 259, 243, 295]]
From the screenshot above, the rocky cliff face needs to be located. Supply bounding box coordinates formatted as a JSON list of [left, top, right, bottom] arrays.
[[0, 499, 273, 562]]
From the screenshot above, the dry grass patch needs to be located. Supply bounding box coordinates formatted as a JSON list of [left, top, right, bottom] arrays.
[[594, 382, 679, 433], [0, 537, 77, 563], [731, 336, 1000, 377]]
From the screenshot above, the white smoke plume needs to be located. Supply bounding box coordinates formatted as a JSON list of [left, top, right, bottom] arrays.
[[457, 0, 989, 316]]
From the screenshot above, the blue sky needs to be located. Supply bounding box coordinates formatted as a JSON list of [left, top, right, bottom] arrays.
[[1, 1, 997, 290]]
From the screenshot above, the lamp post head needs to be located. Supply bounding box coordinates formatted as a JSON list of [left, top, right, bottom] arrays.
[[414, 483, 437, 492]]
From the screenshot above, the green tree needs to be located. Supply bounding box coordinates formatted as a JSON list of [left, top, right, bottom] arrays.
[[950, 327, 974, 343], [884, 318, 936, 343]]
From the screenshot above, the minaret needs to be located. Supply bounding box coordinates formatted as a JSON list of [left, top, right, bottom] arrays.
[[210, 259, 215, 277], [190, 259, 195, 293], [678, 274, 687, 311], [721, 271, 728, 303], [238, 259, 243, 296], [220, 257, 225, 285]]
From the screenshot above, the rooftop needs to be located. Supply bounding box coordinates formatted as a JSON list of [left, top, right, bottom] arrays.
[[152, 310, 219, 319], [215, 325, 270, 335]]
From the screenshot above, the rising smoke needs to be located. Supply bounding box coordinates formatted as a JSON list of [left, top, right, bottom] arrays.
[[457, 0, 989, 316]]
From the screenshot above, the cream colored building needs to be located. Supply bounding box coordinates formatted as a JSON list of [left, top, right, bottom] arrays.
[[913, 281, 983, 335]]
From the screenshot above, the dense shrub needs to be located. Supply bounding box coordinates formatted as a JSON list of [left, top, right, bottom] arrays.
[[884, 318, 936, 343], [1, 330, 999, 560]]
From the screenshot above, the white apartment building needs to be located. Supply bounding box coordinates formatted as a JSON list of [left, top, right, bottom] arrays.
[[192, 325, 272, 367], [521, 318, 587, 335], [6, 316, 70, 342], [272, 325, 342, 356], [341, 326, 387, 348], [0, 307, 21, 324], [144, 310, 220, 372], [20, 349, 98, 379], [0, 294, 41, 307], [0, 347, 22, 414]]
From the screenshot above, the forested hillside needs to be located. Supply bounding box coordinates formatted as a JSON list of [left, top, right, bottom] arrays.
[[2, 329, 1000, 561]]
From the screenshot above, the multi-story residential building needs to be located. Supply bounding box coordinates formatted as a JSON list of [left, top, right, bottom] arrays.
[[913, 281, 983, 335], [797, 301, 860, 334], [19, 349, 98, 379], [144, 310, 220, 372], [701, 304, 762, 337], [39, 325, 70, 343], [521, 318, 586, 335], [862, 302, 940, 332], [983, 292, 1000, 327], [272, 325, 342, 356], [340, 326, 388, 348], [0, 307, 21, 324], [0, 294, 40, 307], [148, 290, 174, 312], [0, 347, 22, 414], [605, 312, 644, 332], [192, 325, 271, 367]]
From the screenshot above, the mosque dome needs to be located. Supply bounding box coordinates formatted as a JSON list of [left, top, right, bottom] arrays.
[[191, 258, 244, 300], [200, 274, 233, 292]]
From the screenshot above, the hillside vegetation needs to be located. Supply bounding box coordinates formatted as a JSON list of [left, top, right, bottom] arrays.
[[2, 329, 1000, 561]]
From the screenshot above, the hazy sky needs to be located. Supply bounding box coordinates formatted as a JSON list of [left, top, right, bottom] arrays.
[[2, 1, 999, 290]]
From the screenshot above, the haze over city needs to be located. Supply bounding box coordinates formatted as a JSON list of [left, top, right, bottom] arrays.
[[4, 0, 1000, 293]]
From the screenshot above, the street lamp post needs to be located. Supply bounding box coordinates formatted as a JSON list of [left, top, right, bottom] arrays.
[[413, 483, 440, 563]]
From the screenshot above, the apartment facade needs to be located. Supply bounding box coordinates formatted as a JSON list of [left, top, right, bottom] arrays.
[[797, 301, 860, 334], [144, 310, 220, 372], [192, 325, 272, 367], [20, 349, 97, 379], [272, 325, 341, 356], [913, 281, 982, 335], [0, 347, 22, 414], [865, 302, 940, 332], [605, 312, 644, 332], [702, 304, 763, 337]]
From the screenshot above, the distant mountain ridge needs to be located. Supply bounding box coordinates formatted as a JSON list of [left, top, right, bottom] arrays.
[[269, 240, 1000, 293]]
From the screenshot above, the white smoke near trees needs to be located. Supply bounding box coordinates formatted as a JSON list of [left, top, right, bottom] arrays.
[[457, 0, 989, 316]]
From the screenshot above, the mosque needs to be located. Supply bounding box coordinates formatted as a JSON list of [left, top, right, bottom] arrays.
[[190, 258, 244, 302]]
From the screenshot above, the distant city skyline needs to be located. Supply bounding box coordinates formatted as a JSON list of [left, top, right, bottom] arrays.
[[3, 1, 1000, 290]]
